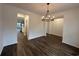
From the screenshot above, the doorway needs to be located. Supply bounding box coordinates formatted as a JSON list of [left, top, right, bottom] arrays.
[[16, 13, 29, 37]]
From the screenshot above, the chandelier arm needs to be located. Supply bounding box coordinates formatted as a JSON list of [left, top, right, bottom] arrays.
[[52, 4, 55, 18], [47, 3, 50, 15]]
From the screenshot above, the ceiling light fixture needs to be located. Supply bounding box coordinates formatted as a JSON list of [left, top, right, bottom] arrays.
[[42, 3, 55, 22]]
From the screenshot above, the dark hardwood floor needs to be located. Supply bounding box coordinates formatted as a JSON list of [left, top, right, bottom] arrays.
[[1, 34, 79, 56], [1, 44, 17, 56]]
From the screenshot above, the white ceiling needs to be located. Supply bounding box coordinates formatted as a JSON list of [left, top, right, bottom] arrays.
[[6, 3, 79, 15]]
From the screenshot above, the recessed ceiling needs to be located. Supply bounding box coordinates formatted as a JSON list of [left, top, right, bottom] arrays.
[[6, 3, 79, 15]]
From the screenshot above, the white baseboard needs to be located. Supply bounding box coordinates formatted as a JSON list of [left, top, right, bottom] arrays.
[[29, 35, 44, 40]]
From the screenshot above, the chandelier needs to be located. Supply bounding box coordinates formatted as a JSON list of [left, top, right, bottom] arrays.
[[42, 3, 55, 22]]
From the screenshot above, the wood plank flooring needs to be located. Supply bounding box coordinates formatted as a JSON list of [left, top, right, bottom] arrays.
[[1, 34, 79, 56]]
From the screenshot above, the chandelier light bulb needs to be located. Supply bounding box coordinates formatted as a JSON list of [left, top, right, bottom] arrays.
[[48, 15, 50, 17], [42, 16, 44, 19], [53, 16, 55, 18]]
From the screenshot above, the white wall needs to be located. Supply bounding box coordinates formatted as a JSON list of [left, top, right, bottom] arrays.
[[63, 8, 79, 48], [0, 4, 3, 54], [49, 18, 64, 37], [29, 14, 44, 39], [2, 4, 44, 46], [2, 5, 17, 46]]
